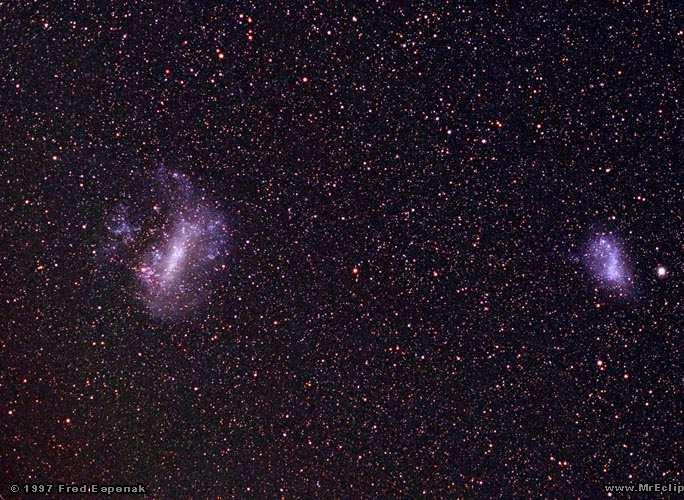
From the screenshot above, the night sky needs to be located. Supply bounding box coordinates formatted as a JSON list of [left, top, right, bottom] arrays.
[[1, 2, 681, 498]]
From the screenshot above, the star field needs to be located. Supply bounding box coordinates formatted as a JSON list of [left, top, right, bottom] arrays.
[[1, 2, 681, 498]]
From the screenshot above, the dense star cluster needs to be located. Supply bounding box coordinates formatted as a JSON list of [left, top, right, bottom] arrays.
[[1, 2, 681, 498]]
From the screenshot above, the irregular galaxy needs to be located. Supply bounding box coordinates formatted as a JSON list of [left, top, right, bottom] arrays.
[[100, 168, 230, 318], [585, 235, 631, 288]]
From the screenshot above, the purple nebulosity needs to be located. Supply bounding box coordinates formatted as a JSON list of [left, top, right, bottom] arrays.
[[585, 234, 631, 288], [102, 203, 140, 259]]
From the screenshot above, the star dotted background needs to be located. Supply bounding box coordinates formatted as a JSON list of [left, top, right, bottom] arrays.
[[1, 1, 681, 498]]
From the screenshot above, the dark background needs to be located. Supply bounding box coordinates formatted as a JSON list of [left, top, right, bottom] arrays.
[[1, 1, 681, 497]]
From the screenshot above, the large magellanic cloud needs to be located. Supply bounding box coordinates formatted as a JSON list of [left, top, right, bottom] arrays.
[[103, 168, 230, 319]]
